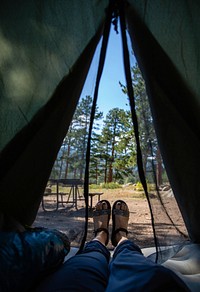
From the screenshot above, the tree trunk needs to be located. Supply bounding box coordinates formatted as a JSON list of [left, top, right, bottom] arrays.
[[95, 161, 98, 184], [104, 159, 108, 183], [156, 148, 162, 186], [107, 162, 113, 183], [108, 138, 115, 183], [65, 144, 71, 179]]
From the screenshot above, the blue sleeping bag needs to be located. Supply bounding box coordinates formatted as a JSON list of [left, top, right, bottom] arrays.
[[0, 228, 70, 291]]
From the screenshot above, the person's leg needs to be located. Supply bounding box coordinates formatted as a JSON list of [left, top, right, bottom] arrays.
[[107, 240, 189, 291], [35, 200, 111, 292], [106, 200, 189, 292]]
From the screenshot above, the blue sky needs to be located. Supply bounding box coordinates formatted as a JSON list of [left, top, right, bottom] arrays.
[[81, 26, 135, 119]]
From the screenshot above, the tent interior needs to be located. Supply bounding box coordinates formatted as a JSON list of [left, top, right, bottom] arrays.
[[1, 0, 200, 290]]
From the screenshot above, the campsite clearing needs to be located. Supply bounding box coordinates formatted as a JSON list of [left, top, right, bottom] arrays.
[[34, 187, 188, 249]]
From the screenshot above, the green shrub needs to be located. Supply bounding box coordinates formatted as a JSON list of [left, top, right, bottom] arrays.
[[101, 182, 122, 189], [135, 181, 144, 191], [89, 184, 101, 189], [135, 181, 156, 192]]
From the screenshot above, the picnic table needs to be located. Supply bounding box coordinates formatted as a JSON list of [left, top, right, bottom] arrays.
[[42, 179, 104, 211], [42, 178, 84, 211]]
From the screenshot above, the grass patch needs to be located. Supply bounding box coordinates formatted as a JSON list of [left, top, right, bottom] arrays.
[[90, 182, 122, 189], [101, 182, 122, 189], [46, 182, 147, 200]]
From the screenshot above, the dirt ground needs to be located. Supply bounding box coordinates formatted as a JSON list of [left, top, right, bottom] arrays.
[[34, 187, 188, 250]]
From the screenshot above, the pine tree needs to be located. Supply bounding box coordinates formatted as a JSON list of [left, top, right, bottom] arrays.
[[100, 108, 136, 183], [61, 95, 103, 180]]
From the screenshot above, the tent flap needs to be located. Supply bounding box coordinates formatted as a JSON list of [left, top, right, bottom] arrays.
[[126, 2, 200, 242], [0, 22, 103, 225]]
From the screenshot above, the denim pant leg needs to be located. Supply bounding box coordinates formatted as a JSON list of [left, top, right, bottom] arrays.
[[106, 240, 189, 292], [36, 240, 110, 292]]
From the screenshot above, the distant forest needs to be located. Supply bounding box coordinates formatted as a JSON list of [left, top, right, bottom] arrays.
[[51, 64, 165, 186]]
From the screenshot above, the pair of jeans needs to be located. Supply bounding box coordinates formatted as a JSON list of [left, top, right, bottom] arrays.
[[35, 240, 189, 291]]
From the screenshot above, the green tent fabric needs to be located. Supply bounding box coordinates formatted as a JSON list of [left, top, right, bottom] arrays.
[[0, 0, 108, 151], [0, 31, 102, 225], [0, 0, 200, 247], [0, 0, 106, 225], [125, 1, 200, 243]]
